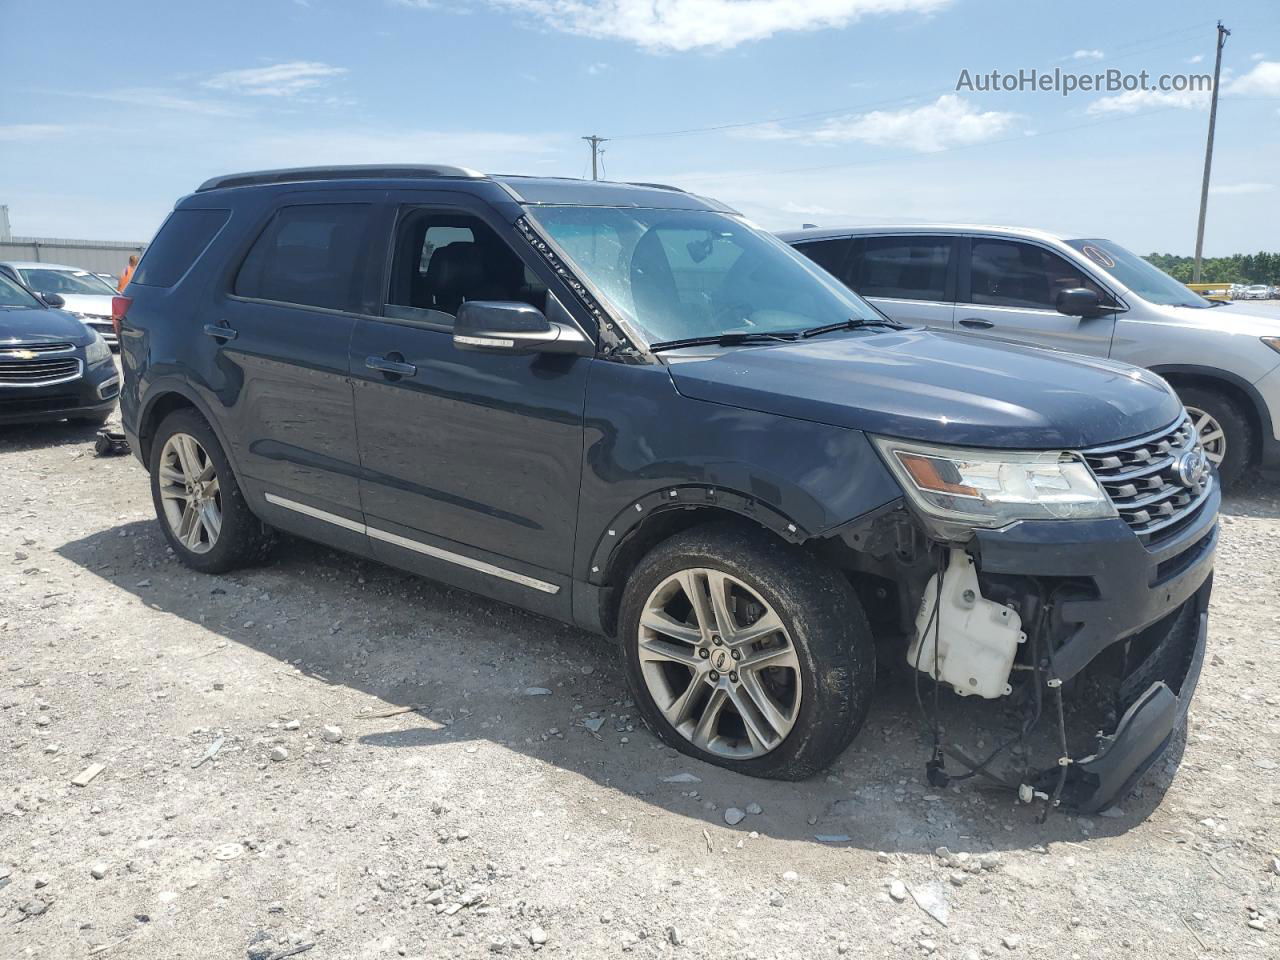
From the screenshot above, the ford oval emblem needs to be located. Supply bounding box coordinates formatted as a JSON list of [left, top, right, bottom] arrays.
[[1176, 448, 1209, 488]]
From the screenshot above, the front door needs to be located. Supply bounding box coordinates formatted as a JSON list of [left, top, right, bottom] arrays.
[[349, 193, 593, 614], [954, 237, 1118, 356]]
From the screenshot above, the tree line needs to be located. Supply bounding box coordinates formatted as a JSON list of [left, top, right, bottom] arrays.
[[1144, 251, 1279, 285]]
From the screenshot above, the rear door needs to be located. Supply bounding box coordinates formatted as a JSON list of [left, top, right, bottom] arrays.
[[955, 236, 1118, 355], [206, 192, 377, 547], [843, 234, 957, 329], [348, 191, 593, 615]]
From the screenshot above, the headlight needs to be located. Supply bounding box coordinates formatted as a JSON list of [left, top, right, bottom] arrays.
[[85, 333, 111, 364], [1263, 336, 1280, 356], [871, 436, 1117, 530]]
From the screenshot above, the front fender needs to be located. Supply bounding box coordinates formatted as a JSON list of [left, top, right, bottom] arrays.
[[573, 361, 902, 582]]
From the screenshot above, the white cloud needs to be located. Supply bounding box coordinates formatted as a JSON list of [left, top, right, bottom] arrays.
[[1227, 60, 1280, 97], [1209, 182, 1275, 196], [1187, 53, 1204, 64], [1252, 52, 1266, 62], [743, 95, 1018, 153], [1072, 48, 1104, 60], [0, 124, 74, 142], [484, 0, 950, 52], [204, 61, 348, 97], [78, 87, 245, 117], [587, 61, 609, 74], [1086, 87, 1210, 114]]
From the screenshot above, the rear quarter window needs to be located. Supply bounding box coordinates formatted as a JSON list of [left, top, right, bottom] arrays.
[[133, 208, 231, 287]]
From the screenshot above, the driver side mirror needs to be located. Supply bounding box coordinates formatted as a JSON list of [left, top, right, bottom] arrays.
[[1056, 287, 1102, 318], [40, 292, 66, 309], [453, 301, 593, 357]]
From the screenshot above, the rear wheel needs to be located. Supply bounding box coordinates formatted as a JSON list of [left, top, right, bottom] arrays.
[[149, 409, 273, 573], [1176, 385, 1253, 490], [619, 524, 875, 780]]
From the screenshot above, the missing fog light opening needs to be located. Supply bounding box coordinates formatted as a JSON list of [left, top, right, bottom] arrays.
[[909, 548, 1026, 699]]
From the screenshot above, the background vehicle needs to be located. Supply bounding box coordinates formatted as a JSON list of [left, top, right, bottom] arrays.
[[0, 270, 118, 425], [782, 224, 1280, 487], [119, 167, 1216, 811], [0, 261, 119, 345], [1242, 284, 1271, 300]]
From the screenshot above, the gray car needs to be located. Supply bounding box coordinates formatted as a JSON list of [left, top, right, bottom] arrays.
[[780, 224, 1280, 487]]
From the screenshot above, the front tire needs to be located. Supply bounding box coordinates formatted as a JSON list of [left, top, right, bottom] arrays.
[[1176, 386, 1253, 490], [149, 408, 273, 573], [619, 523, 875, 780]]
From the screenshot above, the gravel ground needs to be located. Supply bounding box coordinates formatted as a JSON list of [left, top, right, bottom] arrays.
[[3, 388, 1279, 960]]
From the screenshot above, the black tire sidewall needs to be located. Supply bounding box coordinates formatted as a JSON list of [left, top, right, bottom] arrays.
[[148, 409, 267, 574], [619, 524, 875, 780], [1177, 386, 1252, 489]]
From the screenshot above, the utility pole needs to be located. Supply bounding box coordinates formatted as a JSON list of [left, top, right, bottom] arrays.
[[582, 135, 608, 180], [1193, 20, 1230, 283]]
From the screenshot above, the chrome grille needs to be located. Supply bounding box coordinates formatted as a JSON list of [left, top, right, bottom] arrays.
[[0, 341, 74, 355], [0, 356, 83, 386], [1082, 412, 1214, 542]]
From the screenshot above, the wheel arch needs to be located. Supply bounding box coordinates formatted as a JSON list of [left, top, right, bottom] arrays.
[[1150, 364, 1270, 464], [136, 382, 237, 471], [587, 487, 808, 637]]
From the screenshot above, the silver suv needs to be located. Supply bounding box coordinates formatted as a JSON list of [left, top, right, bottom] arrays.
[[780, 225, 1280, 488]]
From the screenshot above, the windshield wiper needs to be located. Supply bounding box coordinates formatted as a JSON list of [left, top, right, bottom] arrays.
[[648, 331, 800, 353], [801, 317, 908, 338]]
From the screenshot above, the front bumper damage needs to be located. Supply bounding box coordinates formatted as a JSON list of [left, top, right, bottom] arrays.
[[932, 481, 1219, 813]]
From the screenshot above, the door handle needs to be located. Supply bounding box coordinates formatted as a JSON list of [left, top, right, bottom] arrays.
[[958, 318, 995, 330], [366, 355, 417, 377], [203, 323, 237, 341]]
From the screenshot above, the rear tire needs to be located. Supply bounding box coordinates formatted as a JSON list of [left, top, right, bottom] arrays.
[[1176, 385, 1253, 490], [619, 523, 875, 780], [149, 408, 273, 573]]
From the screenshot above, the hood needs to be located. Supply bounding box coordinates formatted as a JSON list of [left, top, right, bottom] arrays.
[[56, 293, 115, 317], [0, 306, 94, 345], [665, 328, 1182, 450], [1143, 301, 1280, 337]]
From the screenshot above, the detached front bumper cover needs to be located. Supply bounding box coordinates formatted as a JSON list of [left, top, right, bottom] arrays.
[[1052, 581, 1208, 813]]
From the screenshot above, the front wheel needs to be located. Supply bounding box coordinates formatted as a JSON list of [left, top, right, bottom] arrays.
[[619, 524, 875, 780], [1176, 386, 1254, 490]]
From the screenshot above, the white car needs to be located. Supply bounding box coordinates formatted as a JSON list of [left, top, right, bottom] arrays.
[[1242, 284, 1271, 300], [0, 261, 118, 345]]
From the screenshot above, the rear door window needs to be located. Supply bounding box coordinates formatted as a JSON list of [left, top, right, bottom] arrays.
[[234, 203, 374, 312], [852, 236, 952, 302], [969, 239, 1107, 309], [133, 209, 230, 287]]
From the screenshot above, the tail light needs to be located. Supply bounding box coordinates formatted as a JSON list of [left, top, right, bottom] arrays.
[[111, 296, 132, 339]]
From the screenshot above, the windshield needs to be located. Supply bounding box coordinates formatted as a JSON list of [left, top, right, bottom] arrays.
[[19, 267, 117, 297], [0, 273, 43, 309], [1066, 238, 1211, 308], [526, 206, 881, 345]]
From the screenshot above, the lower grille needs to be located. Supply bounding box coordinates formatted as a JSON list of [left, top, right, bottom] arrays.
[[1082, 412, 1213, 544], [0, 357, 83, 386]]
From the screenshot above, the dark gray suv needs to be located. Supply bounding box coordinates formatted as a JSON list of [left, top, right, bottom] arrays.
[[118, 166, 1217, 812]]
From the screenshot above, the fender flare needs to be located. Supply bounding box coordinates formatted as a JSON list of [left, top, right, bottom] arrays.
[[585, 484, 808, 586]]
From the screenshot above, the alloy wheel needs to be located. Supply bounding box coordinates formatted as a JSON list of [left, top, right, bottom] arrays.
[[157, 433, 222, 554], [637, 568, 801, 759], [1185, 405, 1227, 467]]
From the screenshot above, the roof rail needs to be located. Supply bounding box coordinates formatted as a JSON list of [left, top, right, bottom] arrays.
[[624, 181, 688, 193], [195, 164, 485, 193]]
